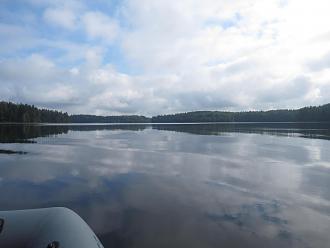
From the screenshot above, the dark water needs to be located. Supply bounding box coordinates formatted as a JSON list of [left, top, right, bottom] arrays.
[[0, 123, 330, 248]]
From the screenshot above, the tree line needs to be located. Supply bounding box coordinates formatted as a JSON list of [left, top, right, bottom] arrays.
[[70, 114, 150, 123], [1, 101, 329, 123], [151, 104, 330, 123], [0, 101, 69, 123]]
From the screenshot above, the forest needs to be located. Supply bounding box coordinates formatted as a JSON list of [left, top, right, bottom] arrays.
[[70, 114, 150, 123], [1, 101, 329, 123], [0, 101, 69, 123], [151, 104, 330, 123]]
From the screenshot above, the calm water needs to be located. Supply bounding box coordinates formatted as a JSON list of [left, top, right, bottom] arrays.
[[0, 123, 330, 248]]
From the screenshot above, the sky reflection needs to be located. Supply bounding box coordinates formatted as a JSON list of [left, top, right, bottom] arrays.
[[0, 123, 329, 247]]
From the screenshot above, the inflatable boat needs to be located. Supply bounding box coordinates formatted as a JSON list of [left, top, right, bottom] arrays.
[[0, 207, 104, 248]]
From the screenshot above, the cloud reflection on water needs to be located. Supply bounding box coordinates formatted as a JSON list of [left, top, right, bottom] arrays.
[[0, 123, 329, 247]]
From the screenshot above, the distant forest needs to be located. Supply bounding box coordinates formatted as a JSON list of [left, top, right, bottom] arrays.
[[152, 104, 330, 123], [0, 101, 329, 123], [0, 101, 69, 123], [70, 114, 150, 123]]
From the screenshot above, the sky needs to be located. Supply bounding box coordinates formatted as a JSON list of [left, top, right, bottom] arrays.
[[0, 0, 330, 115]]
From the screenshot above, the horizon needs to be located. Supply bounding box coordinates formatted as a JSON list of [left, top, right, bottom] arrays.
[[1, 100, 328, 117], [1, 1, 330, 115], [70, 102, 330, 117]]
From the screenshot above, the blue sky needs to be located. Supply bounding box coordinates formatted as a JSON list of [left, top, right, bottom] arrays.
[[1, 0, 330, 115]]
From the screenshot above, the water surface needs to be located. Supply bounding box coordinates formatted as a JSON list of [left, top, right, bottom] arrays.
[[0, 123, 329, 248]]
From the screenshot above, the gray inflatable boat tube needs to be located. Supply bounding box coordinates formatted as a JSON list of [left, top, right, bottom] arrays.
[[0, 207, 104, 248]]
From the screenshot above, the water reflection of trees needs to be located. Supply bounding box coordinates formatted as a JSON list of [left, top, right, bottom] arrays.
[[1, 123, 330, 143], [0, 124, 69, 143], [0, 124, 149, 143], [151, 123, 330, 140], [64, 124, 148, 132]]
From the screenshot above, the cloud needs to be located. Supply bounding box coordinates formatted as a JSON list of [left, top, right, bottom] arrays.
[[43, 7, 77, 30], [1, 0, 330, 114], [82, 11, 119, 43], [0, 54, 80, 108], [307, 51, 330, 72], [258, 77, 312, 103], [0, 54, 56, 83], [0, 23, 38, 54]]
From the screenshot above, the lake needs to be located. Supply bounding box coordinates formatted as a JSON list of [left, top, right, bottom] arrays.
[[0, 123, 330, 248]]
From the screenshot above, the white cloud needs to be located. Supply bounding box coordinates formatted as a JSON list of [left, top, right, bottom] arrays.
[[0, 54, 56, 83], [0, 54, 79, 108], [1, 0, 330, 114], [82, 11, 119, 43], [117, 0, 330, 111], [307, 51, 330, 72], [43, 8, 77, 30]]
